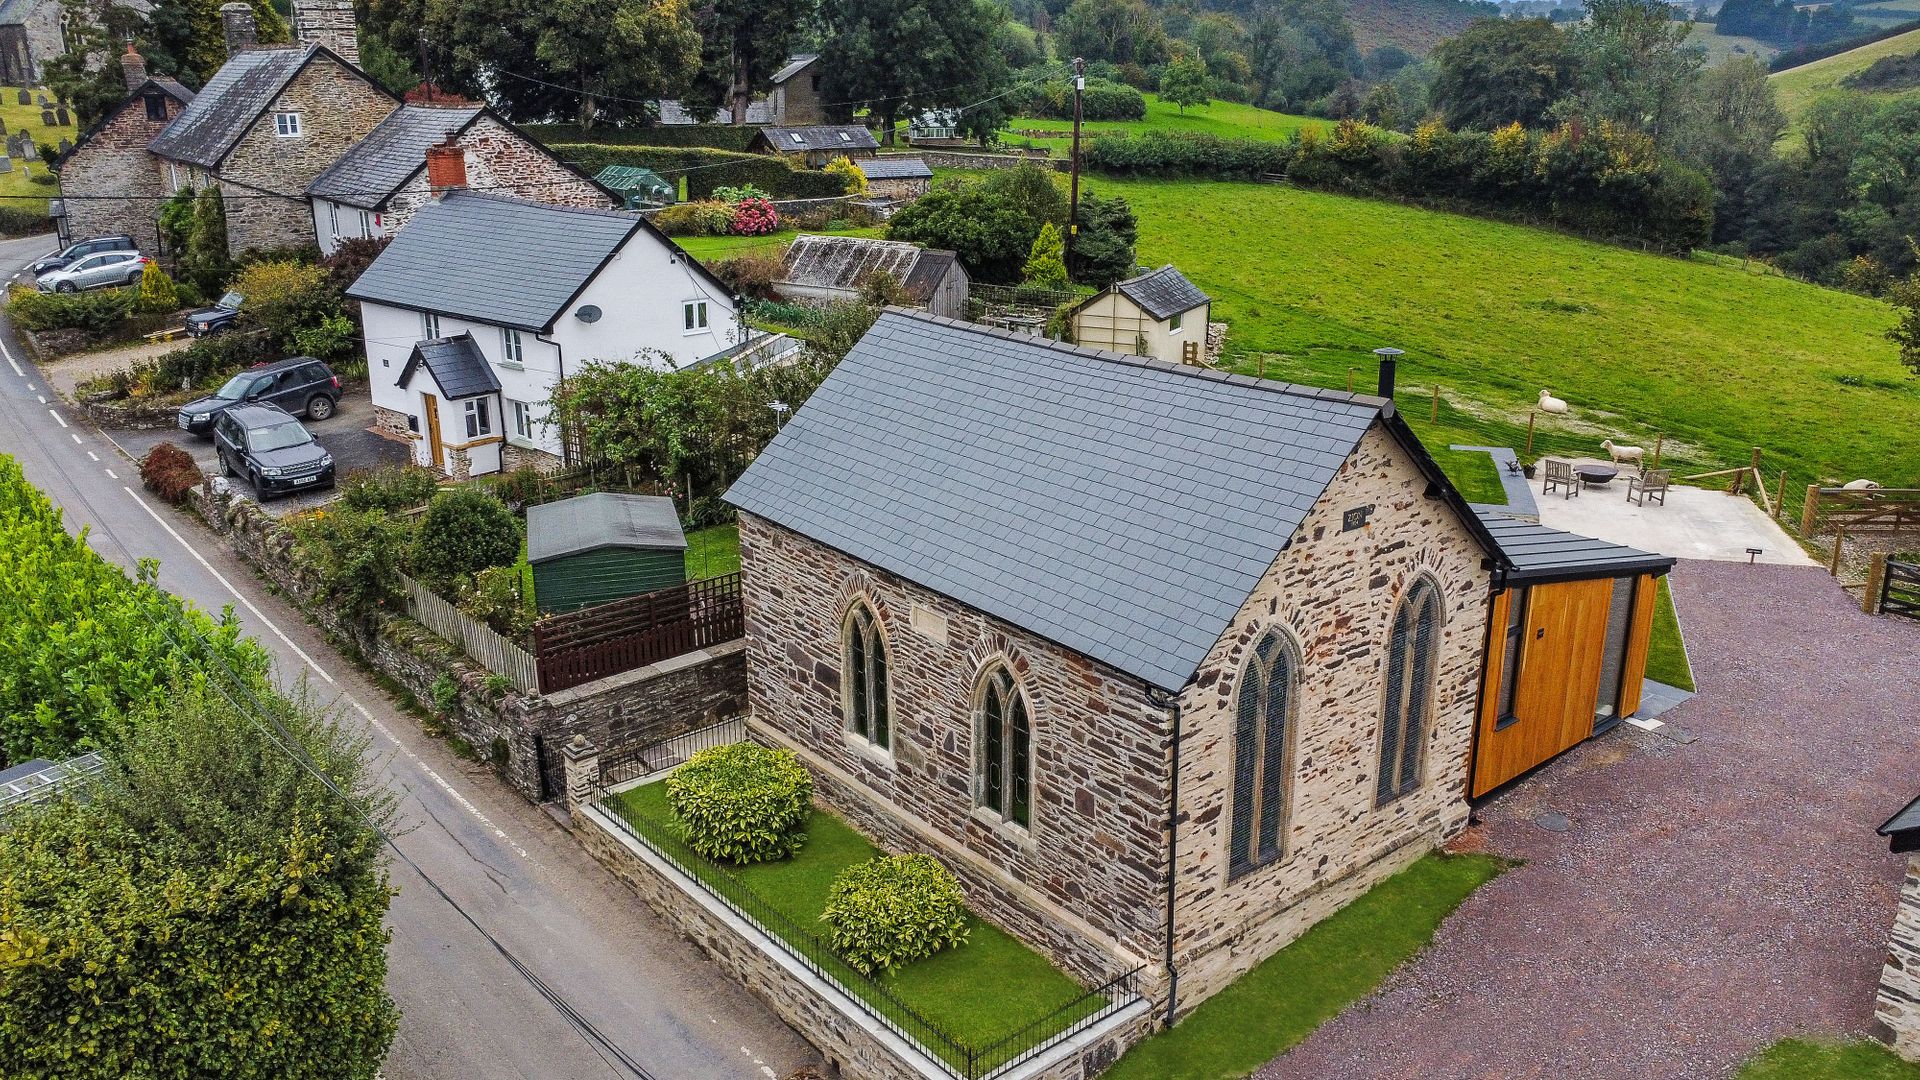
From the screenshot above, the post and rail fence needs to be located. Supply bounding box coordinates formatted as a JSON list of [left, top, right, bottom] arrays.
[[1801, 487, 1920, 540]]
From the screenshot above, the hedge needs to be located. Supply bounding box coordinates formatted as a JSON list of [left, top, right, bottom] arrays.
[[1771, 18, 1920, 71], [822, 854, 971, 976], [525, 122, 759, 151], [548, 143, 847, 200], [0, 206, 51, 237]]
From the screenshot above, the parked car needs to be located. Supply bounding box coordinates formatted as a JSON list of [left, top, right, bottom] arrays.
[[176, 356, 342, 435], [186, 291, 245, 337], [36, 251, 150, 293], [213, 404, 335, 498], [27, 235, 137, 278]]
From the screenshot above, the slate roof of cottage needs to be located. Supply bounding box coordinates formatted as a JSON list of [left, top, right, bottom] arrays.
[[306, 104, 483, 209], [150, 45, 333, 167], [1473, 509, 1675, 583], [529, 493, 687, 562], [858, 156, 932, 180], [759, 124, 878, 152], [726, 310, 1493, 691], [347, 191, 646, 331], [56, 75, 197, 168], [770, 54, 818, 83], [396, 333, 499, 399], [781, 234, 956, 303], [1113, 264, 1209, 321], [653, 97, 774, 125]]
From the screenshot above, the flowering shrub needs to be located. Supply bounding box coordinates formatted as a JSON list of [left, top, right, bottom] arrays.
[[731, 197, 780, 236], [823, 156, 867, 195]]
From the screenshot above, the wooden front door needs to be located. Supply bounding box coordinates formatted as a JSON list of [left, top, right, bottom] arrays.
[[1471, 578, 1617, 797], [422, 393, 444, 472]]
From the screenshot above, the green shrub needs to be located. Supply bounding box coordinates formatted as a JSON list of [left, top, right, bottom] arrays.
[[410, 487, 522, 584], [232, 260, 343, 350], [136, 260, 179, 313], [337, 465, 440, 513], [525, 122, 759, 151], [429, 673, 458, 715], [665, 743, 813, 864], [1082, 130, 1294, 179], [0, 205, 51, 236], [6, 284, 138, 333], [709, 251, 786, 300], [1029, 77, 1147, 121], [654, 200, 736, 236], [821, 854, 971, 975], [823, 156, 867, 195], [550, 143, 845, 199], [139, 442, 203, 505], [285, 505, 415, 615], [458, 564, 535, 638], [149, 331, 276, 395]]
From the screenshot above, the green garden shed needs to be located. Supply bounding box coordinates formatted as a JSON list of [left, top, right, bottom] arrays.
[[593, 165, 676, 209], [527, 493, 688, 614]]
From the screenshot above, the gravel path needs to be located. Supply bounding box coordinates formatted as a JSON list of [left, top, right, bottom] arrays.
[[1258, 560, 1920, 1080]]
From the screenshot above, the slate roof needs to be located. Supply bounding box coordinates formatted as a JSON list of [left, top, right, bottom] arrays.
[[56, 76, 197, 169], [859, 156, 932, 180], [770, 54, 818, 83], [653, 97, 774, 125], [346, 191, 643, 331], [529, 493, 687, 563], [396, 334, 500, 400], [726, 310, 1423, 691], [1114, 264, 1209, 321], [760, 124, 878, 152], [1881, 794, 1920, 852], [149, 46, 317, 167], [1474, 509, 1675, 584], [0, 0, 33, 25], [307, 104, 483, 209]]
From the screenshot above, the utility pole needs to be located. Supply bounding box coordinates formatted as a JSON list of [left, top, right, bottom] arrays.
[[1067, 56, 1085, 271]]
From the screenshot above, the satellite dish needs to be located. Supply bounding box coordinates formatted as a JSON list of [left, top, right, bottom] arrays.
[[575, 304, 602, 323]]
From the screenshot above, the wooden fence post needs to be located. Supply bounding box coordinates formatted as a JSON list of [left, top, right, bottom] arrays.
[[1801, 484, 1821, 538], [1525, 411, 1536, 456], [1431, 384, 1440, 422], [1830, 527, 1845, 577], [1774, 470, 1788, 522], [1651, 435, 1662, 470], [1346, 367, 1354, 392], [1865, 552, 1888, 615], [1259, 355, 1267, 379]]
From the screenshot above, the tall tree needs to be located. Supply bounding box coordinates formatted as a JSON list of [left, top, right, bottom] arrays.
[[686, 0, 816, 125], [1055, 0, 1170, 66], [816, 0, 1006, 144], [1160, 51, 1210, 112], [1246, 0, 1359, 111], [1562, 0, 1703, 144], [143, 0, 287, 86], [1429, 18, 1576, 130]]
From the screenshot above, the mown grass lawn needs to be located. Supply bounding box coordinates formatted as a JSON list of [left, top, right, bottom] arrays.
[[684, 522, 740, 579], [1, 87, 81, 219], [611, 781, 1101, 1066], [1646, 576, 1695, 692], [1105, 852, 1506, 1080], [1739, 1038, 1920, 1080], [1096, 178, 1918, 490], [1007, 94, 1330, 155]]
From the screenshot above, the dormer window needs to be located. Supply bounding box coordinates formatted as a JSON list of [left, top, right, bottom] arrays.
[[274, 111, 302, 137]]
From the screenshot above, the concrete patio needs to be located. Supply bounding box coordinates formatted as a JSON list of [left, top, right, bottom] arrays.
[[1534, 476, 1816, 566]]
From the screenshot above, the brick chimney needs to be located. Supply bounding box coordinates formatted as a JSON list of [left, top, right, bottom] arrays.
[[292, 0, 358, 64], [425, 137, 466, 197], [220, 2, 258, 56], [120, 44, 147, 93]]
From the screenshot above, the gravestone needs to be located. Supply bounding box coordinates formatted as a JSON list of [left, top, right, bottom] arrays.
[[54, 106, 67, 127], [0, 118, 9, 137], [57, 137, 70, 154], [40, 109, 54, 128], [0, 157, 15, 174], [35, 94, 48, 107], [15, 89, 27, 106]]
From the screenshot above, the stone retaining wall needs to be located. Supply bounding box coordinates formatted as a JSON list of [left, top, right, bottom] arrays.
[[908, 150, 1066, 171], [1877, 854, 1920, 1060]]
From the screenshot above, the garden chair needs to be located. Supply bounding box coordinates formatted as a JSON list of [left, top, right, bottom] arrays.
[[1542, 458, 1578, 500], [1627, 468, 1670, 507]]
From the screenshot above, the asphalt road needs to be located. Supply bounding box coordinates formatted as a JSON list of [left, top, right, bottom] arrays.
[[0, 233, 819, 1080]]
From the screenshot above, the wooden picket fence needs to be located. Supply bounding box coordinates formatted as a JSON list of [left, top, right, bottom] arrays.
[[400, 573, 540, 695]]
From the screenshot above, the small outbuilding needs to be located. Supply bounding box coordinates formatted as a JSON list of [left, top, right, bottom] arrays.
[[1068, 264, 1211, 366], [857, 155, 933, 200], [527, 492, 688, 614], [775, 234, 969, 319], [594, 164, 675, 208]]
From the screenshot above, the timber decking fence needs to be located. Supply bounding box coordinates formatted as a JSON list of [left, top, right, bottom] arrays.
[[1801, 487, 1920, 539], [400, 573, 540, 694], [533, 573, 744, 693], [1880, 559, 1920, 621]]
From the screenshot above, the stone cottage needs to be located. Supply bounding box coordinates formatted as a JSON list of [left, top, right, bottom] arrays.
[[725, 310, 1513, 1013], [856, 155, 933, 201], [54, 47, 196, 254], [653, 53, 826, 126]]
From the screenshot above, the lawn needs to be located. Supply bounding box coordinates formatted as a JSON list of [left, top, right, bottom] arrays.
[[1770, 27, 1920, 140], [1105, 852, 1506, 1080], [1006, 94, 1330, 155], [1094, 177, 1918, 491], [1646, 575, 1695, 692], [0, 87, 81, 219], [674, 224, 885, 262], [610, 781, 1102, 1068], [1429, 447, 1507, 505], [1739, 1038, 1920, 1079], [684, 522, 740, 579]]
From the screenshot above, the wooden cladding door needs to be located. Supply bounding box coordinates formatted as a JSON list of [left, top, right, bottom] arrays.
[[1472, 578, 1619, 798]]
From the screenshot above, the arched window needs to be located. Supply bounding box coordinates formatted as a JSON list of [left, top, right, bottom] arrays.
[[975, 665, 1032, 828], [843, 603, 890, 749], [1231, 630, 1298, 876], [1378, 579, 1443, 805]]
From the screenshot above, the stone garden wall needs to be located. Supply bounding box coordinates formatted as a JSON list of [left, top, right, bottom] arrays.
[[1876, 854, 1920, 1060]]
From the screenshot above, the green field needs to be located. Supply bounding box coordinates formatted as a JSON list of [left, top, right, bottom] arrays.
[[1688, 23, 1781, 63], [1091, 177, 1917, 489], [1006, 94, 1330, 155], [0, 88, 80, 219], [1738, 1038, 1920, 1080], [1770, 26, 1920, 138]]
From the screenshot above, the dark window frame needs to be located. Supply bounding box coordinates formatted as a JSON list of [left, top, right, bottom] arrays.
[[1229, 629, 1299, 879], [1377, 578, 1442, 806], [975, 664, 1032, 829], [842, 602, 891, 751]]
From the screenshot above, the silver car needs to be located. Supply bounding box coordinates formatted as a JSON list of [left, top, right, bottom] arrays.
[[36, 251, 150, 293]]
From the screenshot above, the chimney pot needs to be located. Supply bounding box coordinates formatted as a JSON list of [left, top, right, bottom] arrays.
[[1373, 347, 1403, 400], [425, 137, 467, 197], [120, 44, 147, 94], [220, 2, 258, 57]]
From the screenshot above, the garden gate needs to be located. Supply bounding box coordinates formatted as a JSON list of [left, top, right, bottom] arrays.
[[1883, 560, 1920, 621]]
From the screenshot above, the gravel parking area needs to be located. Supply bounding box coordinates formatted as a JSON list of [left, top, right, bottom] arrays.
[[1259, 560, 1920, 1080]]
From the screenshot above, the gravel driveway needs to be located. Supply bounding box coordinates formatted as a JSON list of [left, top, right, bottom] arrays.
[[1259, 560, 1920, 1080]]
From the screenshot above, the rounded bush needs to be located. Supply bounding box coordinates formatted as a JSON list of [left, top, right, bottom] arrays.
[[665, 743, 813, 864], [822, 854, 971, 975], [410, 487, 521, 584]]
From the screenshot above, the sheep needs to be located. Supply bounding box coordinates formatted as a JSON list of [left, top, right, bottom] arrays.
[[1537, 389, 1569, 414], [1601, 438, 1645, 467], [1843, 478, 1882, 491]]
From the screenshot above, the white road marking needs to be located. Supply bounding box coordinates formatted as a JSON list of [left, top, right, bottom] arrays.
[[36, 395, 46, 403], [25, 382, 34, 390], [86, 451, 98, 462], [47, 408, 66, 428], [69, 433, 81, 445], [104, 468, 117, 479], [120, 485, 334, 684], [345, 695, 529, 860], [4, 354, 20, 377]]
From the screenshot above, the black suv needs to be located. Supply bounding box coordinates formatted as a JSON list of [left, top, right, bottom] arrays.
[[213, 404, 335, 498], [28, 235, 138, 278], [186, 291, 244, 337], [176, 356, 341, 436]]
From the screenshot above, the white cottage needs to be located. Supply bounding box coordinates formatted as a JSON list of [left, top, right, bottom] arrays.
[[347, 189, 741, 478]]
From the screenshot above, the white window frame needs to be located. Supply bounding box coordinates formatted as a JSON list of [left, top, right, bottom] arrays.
[[508, 398, 534, 442], [1169, 312, 1184, 333], [358, 210, 372, 239], [501, 327, 524, 367], [683, 300, 708, 334], [274, 111, 302, 137], [327, 201, 339, 239], [422, 312, 440, 340], [463, 397, 492, 439], [168, 163, 180, 192]]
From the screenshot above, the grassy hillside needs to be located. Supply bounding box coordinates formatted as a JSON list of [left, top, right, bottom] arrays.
[[1770, 25, 1920, 137], [1007, 95, 1329, 154], [1090, 178, 1918, 487], [1342, 0, 1489, 54], [0, 89, 79, 218], [1688, 23, 1781, 63]]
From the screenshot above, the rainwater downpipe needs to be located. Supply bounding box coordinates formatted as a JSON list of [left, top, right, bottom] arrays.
[[1148, 683, 1183, 1028], [537, 330, 567, 461]]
